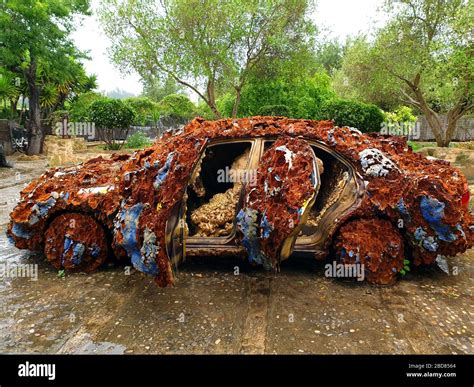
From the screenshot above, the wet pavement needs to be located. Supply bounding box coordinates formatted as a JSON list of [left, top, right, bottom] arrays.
[[0, 159, 472, 354]]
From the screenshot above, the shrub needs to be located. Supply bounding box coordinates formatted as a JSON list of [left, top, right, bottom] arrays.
[[125, 131, 152, 149], [157, 94, 196, 119], [384, 106, 417, 124], [124, 97, 160, 126], [320, 99, 385, 132], [88, 98, 136, 149], [257, 104, 292, 117], [68, 92, 103, 122]]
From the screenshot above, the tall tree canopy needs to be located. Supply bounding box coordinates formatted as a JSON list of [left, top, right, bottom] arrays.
[[334, 0, 473, 146], [99, 0, 316, 118], [0, 0, 91, 153]]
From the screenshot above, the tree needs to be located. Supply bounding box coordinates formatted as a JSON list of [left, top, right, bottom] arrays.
[[333, 37, 402, 111], [142, 75, 182, 102], [335, 0, 473, 146], [314, 38, 345, 76], [0, 0, 91, 153], [157, 94, 196, 120], [223, 70, 335, 119], [88, 98, 136, 149], [99, 0, 315, 118], [124, 97, 159, 126]]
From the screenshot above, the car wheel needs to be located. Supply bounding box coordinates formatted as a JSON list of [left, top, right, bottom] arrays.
[[44, 213, 108, 273], [332, 218, 405, 285]]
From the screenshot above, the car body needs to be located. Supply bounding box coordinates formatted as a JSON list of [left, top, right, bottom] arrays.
[[7, 117, 474, 286]]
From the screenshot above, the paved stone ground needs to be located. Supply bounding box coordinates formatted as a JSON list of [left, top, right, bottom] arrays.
[[0, 157, 472, 354]]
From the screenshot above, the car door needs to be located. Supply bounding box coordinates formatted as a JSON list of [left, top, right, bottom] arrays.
[[167, 138, 257, 265], [236, 136, 321, 269]]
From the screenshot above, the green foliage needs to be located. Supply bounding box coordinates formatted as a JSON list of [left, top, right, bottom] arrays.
[[320, 99, 385, 132], [142, 76, 182, 102], [99, 0, 315, 117], [257, 105, 292, 117], [385, 106, 417, 124], [124, 97, 159, 126], [195, 101, 215, 120], [88, 98, 136, 130], [400, 259, 411, 276], [332, 36, 402, 111], [229, 71, 335, 119], [0, 69, 19, 104], [314, 39, 345, 76], [157, 94, 196, 119], [125, 131, 152, 149], [68, 92, 103, 122], [48, 110, 69, 126], [334, 1, 473, 146]]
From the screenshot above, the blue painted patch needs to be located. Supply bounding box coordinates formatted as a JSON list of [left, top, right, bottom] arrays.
[[456, 224, 466, 240], [138, 228, 160, 274], [72, 243, 85, 266], [396, 198, 411, 220], [260, 212, 273, 239], [236, 208, 269, 267], [90, 244, 101, 258], [11, 223, 32, 239], [115, 203, 160, 276], [60, 236, 88, 267], [31, 197, 56, 220], [60, 192, 70, 201], [414, 227, 438, 252], [153, 152, 175, 190], [420, 196, 457, 242]]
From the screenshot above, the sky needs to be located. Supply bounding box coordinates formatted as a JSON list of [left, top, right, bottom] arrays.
[[72, 0, 388, 97]]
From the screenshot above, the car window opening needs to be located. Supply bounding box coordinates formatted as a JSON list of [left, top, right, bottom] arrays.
[[299, 147, 349, 237], [263, 141, 349, 238], [186, 142, 252, 237]]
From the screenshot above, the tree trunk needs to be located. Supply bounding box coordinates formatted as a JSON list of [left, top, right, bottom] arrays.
[[410, 87, 446, 147], [442, 114, 460, 147], [206, 79, 221, 119], [24, 60, 43, 155], [232, 87, 242, 118]]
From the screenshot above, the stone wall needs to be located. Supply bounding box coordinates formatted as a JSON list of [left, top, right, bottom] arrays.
[[43, 135, 88, 166]]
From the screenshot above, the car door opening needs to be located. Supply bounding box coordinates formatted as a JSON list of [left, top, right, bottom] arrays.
[[185, 142, 252, 238]]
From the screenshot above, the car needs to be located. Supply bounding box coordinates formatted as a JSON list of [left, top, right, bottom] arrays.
[[7, 116, 474, 286]]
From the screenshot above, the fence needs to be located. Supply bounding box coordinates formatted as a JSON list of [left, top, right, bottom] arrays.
[[415, 115, 474, 142]]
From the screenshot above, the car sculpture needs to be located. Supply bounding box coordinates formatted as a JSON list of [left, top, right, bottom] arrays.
[[7, 117, 473, 286]]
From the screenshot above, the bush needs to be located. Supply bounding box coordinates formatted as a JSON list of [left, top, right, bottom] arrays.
[[124, 97, 160, 126], [319, 99, 385, 132], [68, 92, 103, 122], [125, 131, 152, 149], [88, 98, 136, 149], [384, 106, 417, 124], [234, 72, 335, 119], [257, 104, 292, 117], [157, 94, 196, 119]]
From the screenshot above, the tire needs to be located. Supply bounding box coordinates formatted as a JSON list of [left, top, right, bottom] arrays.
[[44, 213, 108, 273], [332, 218, 405, 285]]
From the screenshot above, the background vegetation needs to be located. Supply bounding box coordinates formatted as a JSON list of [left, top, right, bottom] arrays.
[[0, 0, 471, 153]]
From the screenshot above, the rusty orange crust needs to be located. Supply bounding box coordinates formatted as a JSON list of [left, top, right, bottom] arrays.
[[7, 116, 474, 286]]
